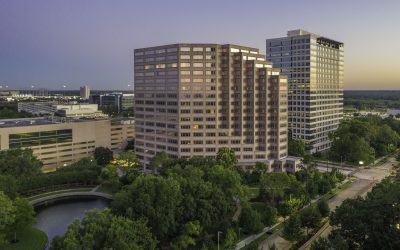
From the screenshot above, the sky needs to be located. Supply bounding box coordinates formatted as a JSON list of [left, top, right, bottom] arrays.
[[0, 0, 400, 90]]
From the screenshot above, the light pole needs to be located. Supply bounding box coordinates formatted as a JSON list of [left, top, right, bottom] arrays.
[[238, 227, 241, 240], [217, 231, 222, 250], [373, 150, 376, 165]]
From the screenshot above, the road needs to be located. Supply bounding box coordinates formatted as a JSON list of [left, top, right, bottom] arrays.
[[297, 157, 397, 250], [260, 157, 397, 250]]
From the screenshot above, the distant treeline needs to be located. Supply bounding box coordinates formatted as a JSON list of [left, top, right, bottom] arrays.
[[344, 90, 400, 100], [344, 90, 400, 110]]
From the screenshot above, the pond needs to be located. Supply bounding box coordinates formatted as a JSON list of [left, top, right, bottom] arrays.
[[34, 198, 109, 248]]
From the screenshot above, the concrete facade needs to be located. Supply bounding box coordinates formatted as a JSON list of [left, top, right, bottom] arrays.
[[0, 117, 134, 170], [134, 43, 289, 168], [80, 85, 90, 99], [266, 30, 344, 153]]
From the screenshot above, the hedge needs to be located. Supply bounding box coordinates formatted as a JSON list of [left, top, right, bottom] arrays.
[[17, 169, 99, 195]]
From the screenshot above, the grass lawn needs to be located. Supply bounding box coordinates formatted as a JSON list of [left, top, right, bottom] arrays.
[[247, 186, 260, 200], [96, 184, 117, 194], [1, 227, 48, 250], [26, 187, 94, 201]]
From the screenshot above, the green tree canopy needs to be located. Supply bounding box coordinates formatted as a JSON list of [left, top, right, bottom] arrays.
[[94, 147, 113, 165], [299, 206, 321, 233], [149, 151, 171, 172], [329, 172, 400, 249], [112, 175, 182, 242], [11, 197, 36, 242], [0, 175, 18, 199], [288, 139, 306, 157], [317, 199, 330, 217], [50, 208, 157, 250], [216, 148, 238, 169], [239, 205, 263, 234], [0, 148, 42, 177], [282, 214, 302, 242], [0, 192, 15, 244]]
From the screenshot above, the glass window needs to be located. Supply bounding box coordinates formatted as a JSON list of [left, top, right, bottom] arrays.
[[167, 47, 178, 52], [193, 55, 203, 60], [180, 63, 190, 68]]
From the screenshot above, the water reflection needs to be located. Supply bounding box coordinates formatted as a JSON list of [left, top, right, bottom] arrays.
[[34, 198, 109, 248]]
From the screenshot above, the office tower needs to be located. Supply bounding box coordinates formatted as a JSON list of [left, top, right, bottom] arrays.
[[266, 30, 344, 153], [134, 44, 297, 170], [121, 94, 134, 112], [0, 117, 134, 170], [80, 85, 90, 99], [89, 93, 134, 113]]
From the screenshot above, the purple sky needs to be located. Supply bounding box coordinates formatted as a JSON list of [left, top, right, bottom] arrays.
[[1, 0, 399, 90]]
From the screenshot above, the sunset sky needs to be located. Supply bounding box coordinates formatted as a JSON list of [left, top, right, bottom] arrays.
[[1, 0, 399, 90]]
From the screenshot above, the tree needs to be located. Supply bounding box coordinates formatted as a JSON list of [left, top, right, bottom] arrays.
[[261, 204, 278, 226], [277, 201, 294, 219], [223, 228, 237, 249], [100, 164, 121, 191], [299, 206, 321, 234], [0, 192, 15, 244], [167, 165, 236, 241], [114, 151, 140, 174], [289, 139, 306, 157], [282, 214, 302, 242], [310, 232, 349, 250], [239, 206, 263, 234], [111, 175, 182, 242], [0, 148, 42, 177], [94, 147, 113, 165], [317, 199, 330, 217], [329, 174, 400, 249], [216, 148, 237, 169], [125, 138, 135, 151], [11, 197, 36, 242], [170, 221, 201, 250], [206, 164, 243, 200], [317, 178, 332, 195], [0, 175, 18, 199], [149, 151, 170, 173], [259, 172, 292, 203], [310, 237, 331, 250], [50, 208, 157, 250]]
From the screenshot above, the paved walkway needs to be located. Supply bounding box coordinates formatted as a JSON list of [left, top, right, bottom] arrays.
[[30, 188, 113, 206]]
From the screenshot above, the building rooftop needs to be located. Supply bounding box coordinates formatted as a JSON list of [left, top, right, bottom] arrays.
[[0, 117, 103, 128]]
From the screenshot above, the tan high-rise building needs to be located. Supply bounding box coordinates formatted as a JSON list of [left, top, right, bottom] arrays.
[[80, 85, 90, 99], [266, 30, 344, 153], [134, 44, 295, 170]]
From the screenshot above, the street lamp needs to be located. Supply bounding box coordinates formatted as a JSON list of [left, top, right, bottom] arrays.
[[238, 227, 242, 240], [217, 231, 222, 250]]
